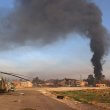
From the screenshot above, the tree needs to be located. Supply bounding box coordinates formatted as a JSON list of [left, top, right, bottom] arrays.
[[87, 74, 95, 86], [32, 77, 44, 85]]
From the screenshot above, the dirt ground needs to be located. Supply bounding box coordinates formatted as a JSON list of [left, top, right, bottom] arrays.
[[41, 87, 109, 92], [0, 89, 74, 110], [0, 87, 109, 110], [38, 87, 108, 110]]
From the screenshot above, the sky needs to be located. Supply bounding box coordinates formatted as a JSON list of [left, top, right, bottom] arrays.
[[0, 0, 110, 80]]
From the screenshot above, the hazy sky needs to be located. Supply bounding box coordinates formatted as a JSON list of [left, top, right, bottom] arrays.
[[0, 0, 110, 79]]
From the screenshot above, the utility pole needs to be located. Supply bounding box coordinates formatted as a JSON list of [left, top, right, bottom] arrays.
[[80, 74, 82, 81]]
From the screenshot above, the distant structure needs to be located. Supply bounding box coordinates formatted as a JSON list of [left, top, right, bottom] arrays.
[[13, 81, 33, 88], [75, 80, 88, 87], [96, 83, 106, 87], [58, 78, 76, 87], [51, 78, 88, 87]]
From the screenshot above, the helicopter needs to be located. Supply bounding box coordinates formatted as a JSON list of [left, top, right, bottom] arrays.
[[0, 71, 29, 93]]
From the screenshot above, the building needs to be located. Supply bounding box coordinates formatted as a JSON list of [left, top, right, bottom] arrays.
[[13, 80, 33, 88], [54, 79, 88, 87], [75, 80, 88, 87], [80, 81, 88, 87], [75, 80, 81, 87], [58, 78, 76, 87], [96, 84, 106, 87]]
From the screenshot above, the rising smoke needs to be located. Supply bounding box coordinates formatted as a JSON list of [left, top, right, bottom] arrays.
[[0, 0, 109, 81]]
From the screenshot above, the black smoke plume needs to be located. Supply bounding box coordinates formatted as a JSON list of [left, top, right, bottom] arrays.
[[0, 0, 109, 81]]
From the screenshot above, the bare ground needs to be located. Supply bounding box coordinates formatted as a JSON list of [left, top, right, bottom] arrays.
[[37, 87, 110, 110], [0, 89, 74, 110], [0, 87, 109, 110]]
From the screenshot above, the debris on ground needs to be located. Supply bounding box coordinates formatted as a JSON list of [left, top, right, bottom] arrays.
[[57, 95, 64, 99], [20, 93, 25, 95], [21, 108, 36, 110]]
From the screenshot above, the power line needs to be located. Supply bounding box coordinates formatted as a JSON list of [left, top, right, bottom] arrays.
[[0, 71, 30, 81]]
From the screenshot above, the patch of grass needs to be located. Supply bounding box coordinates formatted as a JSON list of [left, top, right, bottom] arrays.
[[52, 89, 110, 104]]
